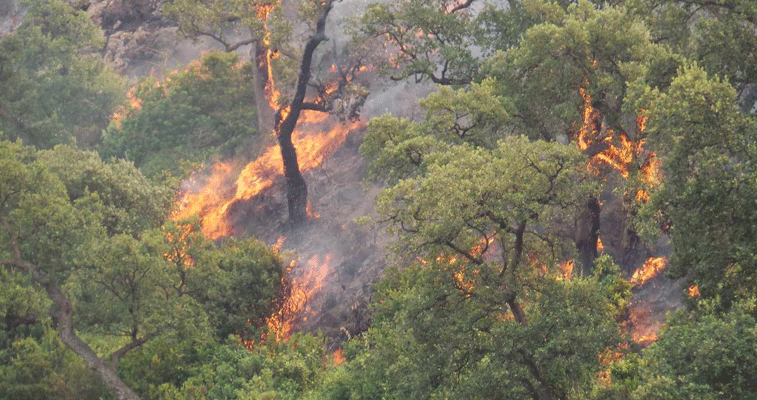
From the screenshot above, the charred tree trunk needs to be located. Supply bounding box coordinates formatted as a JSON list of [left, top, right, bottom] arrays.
[[277, 130, 308, 225], [274, 0, 334, 226]]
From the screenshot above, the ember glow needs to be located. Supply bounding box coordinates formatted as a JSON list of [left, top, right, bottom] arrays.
[[628, 304, 659, 346], [630, 257, 667, 287], [333, 348, 346, 366], [264, 254, 332, 342], [559, 259, 575, 280]]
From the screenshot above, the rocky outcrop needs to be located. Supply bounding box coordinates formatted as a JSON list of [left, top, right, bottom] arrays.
[[103, 25, 179, 74]]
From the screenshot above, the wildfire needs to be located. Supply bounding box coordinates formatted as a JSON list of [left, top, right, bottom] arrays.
[[630, 257, 667, 287], [306, 201, 320, 219], [635, 152, 662, 202], [575, 88, 663, 197], [559, 259, 575, 280], [110, 86, 143, 129], [172, 115, 362, 239], [576, 88, 639, 178], [627, 304, 659, 346], [597, 343, 629, 387], [452, 266, 475, 293], [333, 348, 346, 366], [687, 284, 701, 298], [264, 254, 332, 342]]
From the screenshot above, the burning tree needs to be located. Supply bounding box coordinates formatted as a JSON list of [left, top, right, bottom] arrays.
[[630, 64, 757, 306], [358, 0, 673, 274], [167, 0, 370, 226], [358, 135, 625, 399]]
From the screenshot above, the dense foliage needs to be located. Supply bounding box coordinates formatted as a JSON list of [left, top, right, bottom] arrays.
[[1, 0, 757, 399], [0, 0, 125, 149], [102, 51, 259, 179]]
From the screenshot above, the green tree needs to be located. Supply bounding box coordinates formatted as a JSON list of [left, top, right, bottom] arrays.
[[0, 0, 125, 149], [156, 333, 330, 400], [165, 0, 369, 225], [0, 141, 285, 399], [630, 300, 757, 400], [102, 51, 259, 179], [630, 0, 757, 111], [350, 135, 622, 399], [313, 263, 623, 400], [352, 0, 515, 86], [629, 64, 757, 306], [0, 328, 110, 400]]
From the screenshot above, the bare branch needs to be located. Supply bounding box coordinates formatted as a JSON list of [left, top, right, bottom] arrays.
[[449, 0, 476, 14]]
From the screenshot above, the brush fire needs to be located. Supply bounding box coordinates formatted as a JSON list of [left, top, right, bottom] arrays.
[[574, 84, 673, 347]]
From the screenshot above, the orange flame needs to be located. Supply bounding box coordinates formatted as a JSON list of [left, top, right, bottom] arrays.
[[264, 254, 331, 342], [630, 257, 666, 287], [628, 304, 659, 346], [306, 201, 320, 219], [575, 87, 655, 183], [597, 343, 628, 386], [559, 259, 575, 280], [172, 115, 362, 239], [333, 348, 345, 366], [635, 152, 662, 202], [452, 267, 475, 293], [687, 285, 701, 298]]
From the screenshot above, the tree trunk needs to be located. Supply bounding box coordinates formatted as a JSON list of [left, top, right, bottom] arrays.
[[252, 39, 275, 136], [277, 129, 308, 225], [576, 197, 600, 276], [274, 0, 334, 226], [1, 256, 141, 400], [45, 283, 141, 400]]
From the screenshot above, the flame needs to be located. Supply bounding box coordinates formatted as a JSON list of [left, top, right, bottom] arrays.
[[333, 348, 345, 366], [110, 86, 143, 129], [634, 152, 662, 202], [575, 87, 655, 182], [255, 2, 277, 20], [687, 285, 701, 298], [627, 304, 659, 346], [306, 201, 320, 219], [597, 237, 604, 253], [173, 116, 362, 239], [630, 257, 666, 287], [264, 254, 331, 342], [272, 236, 286, 252], [452, 266, 475, 293], [559, 259, 574, 280], [597, 343, 628, 386]]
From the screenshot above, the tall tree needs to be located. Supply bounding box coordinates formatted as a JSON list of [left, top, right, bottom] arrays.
[[628, 64, 757, 306], [166, 0, 368, 225], [341, 136, 623, 400], [101, 51, 259, 179], [0, 142, 285, 399], [630, 0, 757, 111]]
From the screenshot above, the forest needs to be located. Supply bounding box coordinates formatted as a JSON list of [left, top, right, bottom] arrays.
[[1, 0, 756, 399]]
